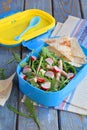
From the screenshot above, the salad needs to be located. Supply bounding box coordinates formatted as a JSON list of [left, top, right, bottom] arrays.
[[20, 47, 76, 92]]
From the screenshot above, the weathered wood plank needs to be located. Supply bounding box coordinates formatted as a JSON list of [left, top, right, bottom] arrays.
[[25, 0, 52, 14], [18, 0, 59, 130], [0, 47, 20, 130], [18, 103, 58, 130], [0, 1, 24, 129], [52, 0, 81, 22], [80, 0, 87, 18], [59, 111, 87, 130], [0, 0, 24, 14]]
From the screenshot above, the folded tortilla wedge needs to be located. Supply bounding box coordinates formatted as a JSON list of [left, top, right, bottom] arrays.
[[44, 37, 86, 67]]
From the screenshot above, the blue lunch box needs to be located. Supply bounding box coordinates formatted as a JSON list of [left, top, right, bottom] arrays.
[[17, 39, 87, 107]]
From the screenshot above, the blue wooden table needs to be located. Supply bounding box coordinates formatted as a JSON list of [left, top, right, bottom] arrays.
[[0, 0, 87, 130]]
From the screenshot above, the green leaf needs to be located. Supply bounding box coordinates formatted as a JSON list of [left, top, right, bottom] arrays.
[[8, 97, 41, 130], [58, 78, 69, 90], [63, 61, 76, 74], [41, 47, 56, 61], [20, 62, 28, 68], [49, 78, 58, 91], [6, 57, 15, 64], [37, 56, 43, 74], [12, 52, 21, 63], [0, 68, 5, 79], [8, 105, 31, 118], [24, 97, 41, 130]]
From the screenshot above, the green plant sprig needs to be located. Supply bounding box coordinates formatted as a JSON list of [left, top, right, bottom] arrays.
[[8, 97, 41, 130], [0, 68, 5, 79]]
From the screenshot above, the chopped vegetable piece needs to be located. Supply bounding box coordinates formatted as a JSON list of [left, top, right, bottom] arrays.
[[37, 77, 45, 83], [46, 64, 52, 69], [45, 58, 53, 65], [40, 69, 46, 76], [45, 71, 54, 79], [52, 66, 61, 73], [56, 72, 61, 80], [31, 56, 37, 61], [37, 56, 43, 73], [23, 66, 31, 74], [58, 59, 63, 69], [61, 70, 68, 78], [67, 73, 74, 79], [34, 77, 37, 82], [20, 72, 27, 80], [20, 62, 28, 68], [41, 82, 51, 90]]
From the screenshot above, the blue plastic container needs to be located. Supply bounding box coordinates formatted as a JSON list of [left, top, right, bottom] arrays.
[[17, 39, 87, 107]]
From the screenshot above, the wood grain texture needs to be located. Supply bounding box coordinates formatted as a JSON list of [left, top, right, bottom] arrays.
[[0, 0, 24, 14], [0, 47, 20, 130], [52, 0, 81, 22], [18, 102, 58, 130], [25, 0, 52, 14], [59, 111, 87, 130], [80, 0, 87, 18], [0, 1, 24, 129]]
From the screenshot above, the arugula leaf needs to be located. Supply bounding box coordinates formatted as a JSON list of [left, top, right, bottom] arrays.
[[63, 60, 76, 74], [0, 68, 5, 79], [12, 52, 21, 63], [47, 78, 59, 92], [20, 62, 28, 68], [41, 47, 57, 62], [26, 72, 35, 79], [8, 105, 30, 118], [24, 97, 41, 130], [8, 97, 41, 130], [37, 56, 43, 74], [5, 53, 21, 65], [6, 57, 15, 64], [58, 77, 69, 90]]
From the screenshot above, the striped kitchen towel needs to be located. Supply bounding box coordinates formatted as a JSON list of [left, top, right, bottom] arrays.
[[51, 15, 87, 115], [51, 15, 87, 49]]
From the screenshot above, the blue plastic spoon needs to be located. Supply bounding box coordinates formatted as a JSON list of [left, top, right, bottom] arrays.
[[14, 16, 40, 41]]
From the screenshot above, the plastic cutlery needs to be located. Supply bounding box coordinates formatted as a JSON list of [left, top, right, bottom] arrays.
[[14, 16, 40, 41]]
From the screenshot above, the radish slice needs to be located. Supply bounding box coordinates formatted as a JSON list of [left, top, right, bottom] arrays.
[[31, 55, 37, 61], [20, 72, 27, 80], [37, 77, 45, 83], [23, 67, 31, 74], [41, 82, 51, 90], [23, 65, 29, 68], [45, 58, 53, 65], [45, 71, 54, 79], [67, 73, 74, 79], [52, 66, 61, 73]]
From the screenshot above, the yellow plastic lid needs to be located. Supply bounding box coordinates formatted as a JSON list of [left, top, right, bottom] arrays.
[[0, 9, 55, 46]]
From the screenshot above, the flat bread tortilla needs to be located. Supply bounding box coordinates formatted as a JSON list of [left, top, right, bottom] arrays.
[[47, 46, 70, 61], [44, 38, 72, 61], [71, 38, 86, 59], [44, 37, 86, 67]]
